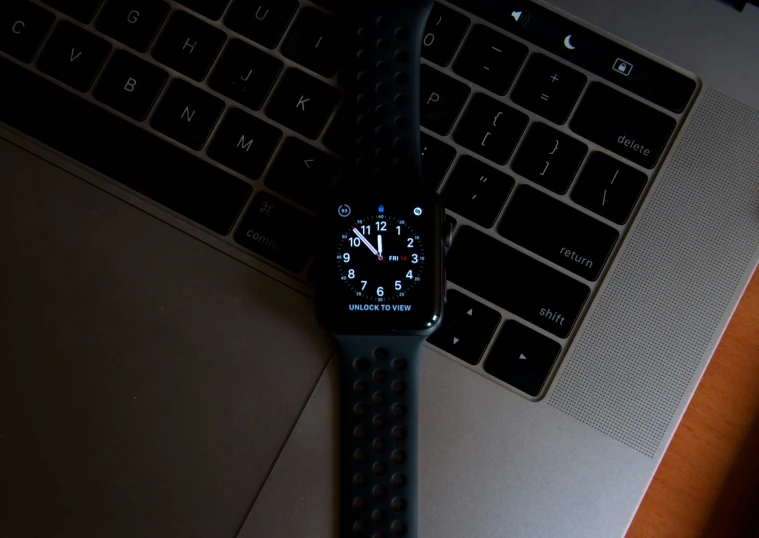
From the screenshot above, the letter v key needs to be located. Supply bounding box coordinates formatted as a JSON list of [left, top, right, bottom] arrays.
[[70, 49, 82, 62]]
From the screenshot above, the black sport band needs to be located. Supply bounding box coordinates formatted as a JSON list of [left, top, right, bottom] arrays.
[[336, 2, 433, 537], [341, 0, 433, 184], [336, 335, 423, 538]]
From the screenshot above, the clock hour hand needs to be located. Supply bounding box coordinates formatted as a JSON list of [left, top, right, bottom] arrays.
[[377, 234, 383, 261], [352, 227, 379, 257]]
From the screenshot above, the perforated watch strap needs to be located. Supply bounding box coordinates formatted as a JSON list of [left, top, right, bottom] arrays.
[[341, 0, 433, 183], [336, 335, 423, 538]]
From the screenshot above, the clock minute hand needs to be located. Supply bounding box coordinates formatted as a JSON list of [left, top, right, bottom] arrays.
[[352, 227, 379, 257]]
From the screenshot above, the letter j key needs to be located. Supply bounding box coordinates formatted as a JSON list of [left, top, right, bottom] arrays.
[[209, 39, 283, 111]]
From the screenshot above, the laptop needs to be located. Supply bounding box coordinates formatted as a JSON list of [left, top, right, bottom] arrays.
[[1, 0, 758, 536]]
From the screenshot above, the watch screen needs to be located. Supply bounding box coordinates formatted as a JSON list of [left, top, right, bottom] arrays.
[[316, 193, 444, 334]]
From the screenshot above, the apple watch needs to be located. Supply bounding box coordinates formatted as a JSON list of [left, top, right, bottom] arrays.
[[315, 1, 443, 537]]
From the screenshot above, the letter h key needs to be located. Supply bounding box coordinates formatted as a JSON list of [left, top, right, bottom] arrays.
[[151, 10, 226, 82]]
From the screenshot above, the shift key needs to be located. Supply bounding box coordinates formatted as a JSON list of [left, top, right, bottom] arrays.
[[570, 82, 676, 169], [234, 192, 315, 272], [447, 226, 590, 337]]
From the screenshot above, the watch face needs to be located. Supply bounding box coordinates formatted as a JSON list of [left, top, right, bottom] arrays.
[[337, 214, 424, 303], [317, 192, 444, 334]]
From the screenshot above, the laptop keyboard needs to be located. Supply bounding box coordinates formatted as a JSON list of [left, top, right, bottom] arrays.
[[0, 0, 697, 398]]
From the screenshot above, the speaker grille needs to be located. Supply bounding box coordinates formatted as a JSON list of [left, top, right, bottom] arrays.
[[549, 89, 759, 458]]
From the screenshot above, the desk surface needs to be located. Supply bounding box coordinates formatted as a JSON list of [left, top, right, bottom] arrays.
[[627, 271, 759, 538]]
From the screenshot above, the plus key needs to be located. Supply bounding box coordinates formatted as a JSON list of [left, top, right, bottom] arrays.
[[511, 53, 587, 125]]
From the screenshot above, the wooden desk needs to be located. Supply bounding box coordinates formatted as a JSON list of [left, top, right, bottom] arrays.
[[627, 271, 759, 538]]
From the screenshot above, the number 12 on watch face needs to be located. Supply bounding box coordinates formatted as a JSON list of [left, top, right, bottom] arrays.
[[337, 214, 424, 302]]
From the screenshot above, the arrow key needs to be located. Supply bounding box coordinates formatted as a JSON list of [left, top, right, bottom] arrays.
[[266, 137, 339, 208], [484, 320, 562, 397], [427, 290, 501, 365]]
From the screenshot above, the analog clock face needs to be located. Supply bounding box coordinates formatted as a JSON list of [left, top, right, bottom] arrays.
[[336, 213, 424, 303]]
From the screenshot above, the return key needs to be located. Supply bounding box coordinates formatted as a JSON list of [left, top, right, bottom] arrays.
[[499, 186, 618, 281]]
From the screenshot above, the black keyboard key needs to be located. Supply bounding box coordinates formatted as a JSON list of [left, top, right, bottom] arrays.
[[441, 155, 514, 228], [427, 290, 501, 365], [234, 192, 315, 272], [42, 0, 102, 23], [570, 82, 676, 169], [453, 93, 528, 165], [499, 186, 618, 281], [647, 71, 697, 114], [511, 54, 586, 125], [224, 0, 297, 50], [447, 226, 590, 338], [209, 39, 282, 111], [420, 64, 470, 136], [484, 321, 562, 397], [151, 10, 225, 81], [511, 123, 587, 194], [266, 138, 339, 209], [151, 79, 224, 150], [281, 7, 342, 78], [37, 22, 111, 92], [94, 50, 167, 121], [266, 68, 339, 140], [571, 152, 648, 225], [95, 0, 169, 52], [0, 0, 55, 63], [421, 2, 470, 67], [453, 25, 527, 96], [175, 0, 229, 21], [0, 56, 250, 235], [421, 132, 456, 189], [208, 108, 282, 179]]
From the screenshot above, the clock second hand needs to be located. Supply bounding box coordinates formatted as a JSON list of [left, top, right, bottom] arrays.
[[352, 227, 382, 260]]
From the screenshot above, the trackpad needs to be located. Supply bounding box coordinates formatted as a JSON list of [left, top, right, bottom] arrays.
[[0, 139, 332, 538]]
